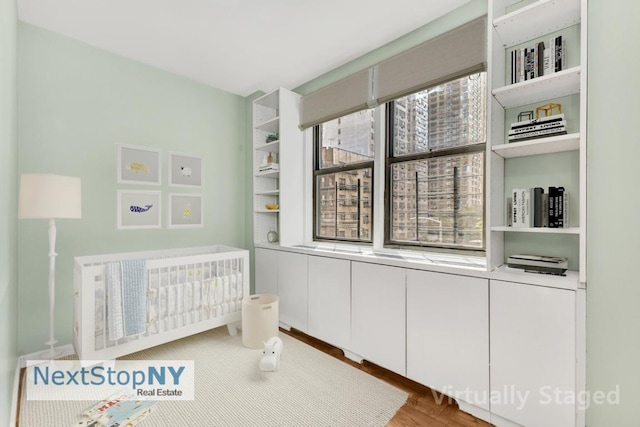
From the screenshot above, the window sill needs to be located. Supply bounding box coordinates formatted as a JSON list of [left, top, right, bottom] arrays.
[[275, 242, 487, 276]]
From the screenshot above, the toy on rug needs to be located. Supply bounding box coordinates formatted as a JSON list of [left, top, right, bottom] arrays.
[[259, 336, 283, 372]]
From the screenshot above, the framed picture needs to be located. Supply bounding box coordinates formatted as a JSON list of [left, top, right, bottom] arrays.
[[168, 193, 203, 229], [168, 152, 204, 188], [117, 190, 161, 230], [116, 144, 162, 185]]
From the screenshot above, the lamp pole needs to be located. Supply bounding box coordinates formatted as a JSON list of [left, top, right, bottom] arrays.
[[44, 218, 60, 359]]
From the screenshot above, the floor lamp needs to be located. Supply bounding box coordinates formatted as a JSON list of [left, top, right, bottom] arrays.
[[18, 173, 82, 359]]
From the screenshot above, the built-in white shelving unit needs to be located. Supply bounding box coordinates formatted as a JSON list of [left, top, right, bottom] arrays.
[[253, 88, 304, 247], [487, 1, 587, 426], [488, 0, 587, 285]]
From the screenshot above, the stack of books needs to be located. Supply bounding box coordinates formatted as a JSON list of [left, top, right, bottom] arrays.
[[508, 187, 569, 228], [73, 390, 158, 427], [508, 113, 566, 142], [510, 35, 566, 84], [258, 162, 279, 173]]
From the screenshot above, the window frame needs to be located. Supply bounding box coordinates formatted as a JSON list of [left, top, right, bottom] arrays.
[[312, 125, 375, 244], [383, 81, 487, 254]]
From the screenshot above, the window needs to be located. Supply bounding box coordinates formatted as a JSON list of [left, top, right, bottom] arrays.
[[314, 109, 375, 243], [386, 72, 486, 251]]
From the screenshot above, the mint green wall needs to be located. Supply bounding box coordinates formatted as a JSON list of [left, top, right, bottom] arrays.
[[587, 0, 640, 425], [0, 0, 18, 423], [17, 23, 247, 355]]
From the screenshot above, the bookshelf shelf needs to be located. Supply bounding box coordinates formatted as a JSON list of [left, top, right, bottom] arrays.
[[491, 226, 580, 234], [255, 169, 280, 178], [493, 0, 581, 48], [255, 141, 280, 152], [254, 90, 280, 109], [256, 189, 280, 196], [492, 133, 580, 158], [490, 264, 580, 291], [255, 116, 280, 133], [255, 209, 280, 214], [492, 66, 581, 108]]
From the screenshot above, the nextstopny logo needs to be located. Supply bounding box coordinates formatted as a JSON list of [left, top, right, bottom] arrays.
[[26, 359, 195, 401]]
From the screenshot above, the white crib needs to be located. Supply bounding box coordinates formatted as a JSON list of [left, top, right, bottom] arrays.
[[73, 245, 249, 360]]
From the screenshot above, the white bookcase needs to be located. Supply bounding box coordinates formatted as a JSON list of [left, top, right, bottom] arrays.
[[253, 88, 304, 247], [487, 2, 587, 426], [487, 0, 588, 286]]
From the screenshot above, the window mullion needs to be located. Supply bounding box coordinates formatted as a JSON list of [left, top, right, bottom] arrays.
[[372, 104, 386, 250]]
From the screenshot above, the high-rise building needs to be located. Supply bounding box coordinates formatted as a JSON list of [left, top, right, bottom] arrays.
[[391, 73, 486, 247]]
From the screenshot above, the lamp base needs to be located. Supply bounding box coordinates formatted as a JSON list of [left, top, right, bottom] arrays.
[[41, 338, 62, 360], [39, 347, 63, 360]]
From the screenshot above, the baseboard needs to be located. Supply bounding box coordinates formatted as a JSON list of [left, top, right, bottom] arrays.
[[18, 344, 75, 368]]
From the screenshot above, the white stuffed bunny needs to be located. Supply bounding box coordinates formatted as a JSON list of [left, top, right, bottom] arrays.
[[259, 336, 283, 372]]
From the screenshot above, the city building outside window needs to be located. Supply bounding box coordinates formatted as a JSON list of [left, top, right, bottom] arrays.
[[312, 72, 486, 253], [314, 109, 375, 243], [386, 72, 487, 251]]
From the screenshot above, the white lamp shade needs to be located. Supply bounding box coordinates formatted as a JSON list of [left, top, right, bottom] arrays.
[[18, 174, 82, 219]]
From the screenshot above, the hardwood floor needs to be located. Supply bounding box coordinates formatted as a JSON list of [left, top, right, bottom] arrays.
[[281, 328, 492, 427]]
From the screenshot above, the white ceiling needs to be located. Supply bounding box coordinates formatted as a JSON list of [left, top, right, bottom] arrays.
[[17, 0, 472, 97]]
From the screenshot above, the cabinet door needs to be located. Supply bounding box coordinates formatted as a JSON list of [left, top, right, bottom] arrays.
[[254, 248, 278, 296], [406, 270, 489, 410], [490, 280, 575, 427], [277, 251, 308, 332], [307, 256, 351, 350], [351, 262, 406, 376]]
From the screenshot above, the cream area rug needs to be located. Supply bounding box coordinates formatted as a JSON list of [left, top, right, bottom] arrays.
[[20, 327, 408, 426]]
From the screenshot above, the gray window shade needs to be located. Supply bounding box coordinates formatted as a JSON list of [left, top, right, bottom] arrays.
[[299, 16, 486, 130], [300, 68, 371, 130], [377, 16, 486, 104]]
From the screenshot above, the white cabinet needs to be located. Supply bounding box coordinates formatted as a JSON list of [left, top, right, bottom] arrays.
[[307, 256, 351, 350], [254, 248, 308, 332], [277, 251, 308, 332], [490, 280, 576, 427], [406, 271, 489, 412], [351, 262, 406, 376], [255, 248, 278, 296], [487, 0, 588, 284], [252, 88, 304, 247]]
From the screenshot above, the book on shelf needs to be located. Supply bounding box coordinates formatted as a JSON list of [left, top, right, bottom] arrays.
[[512, 188, 531, 228], [508, 126, 567, 142], [509, 119, 566, 135], [548, 186, 569, 228], [532, 187, 544, 227], [541, 193, 549, 227], [507, 254, 568, 276], [73, 390, 158, 427]]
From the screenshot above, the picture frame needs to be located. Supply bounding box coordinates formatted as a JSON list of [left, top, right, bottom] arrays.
[[116, 144, 162, 185], [168, 151, 204, 188], [168, 193, 204, 229], [117, 190, 162, 230]]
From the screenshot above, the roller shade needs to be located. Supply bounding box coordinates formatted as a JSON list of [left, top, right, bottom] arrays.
[[300, 68, 372, 130], [377, 16, 487, 104], [299, 16, 486, 130]]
